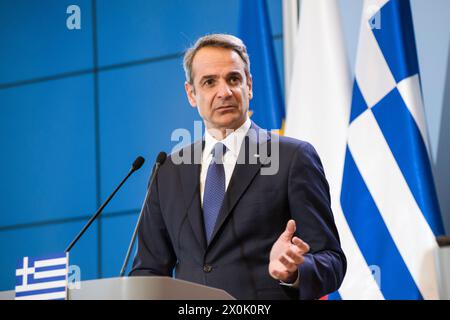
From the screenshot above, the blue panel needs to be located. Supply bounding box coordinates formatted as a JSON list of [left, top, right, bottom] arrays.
[[96, 0, 239, 66], [0, 0, 93, 85], [101, 213, 139, 278], [0, 220, 98, 291], [98, 58, 201, 213], [266, 0, 283, 36], [0, 75, 97, 227]]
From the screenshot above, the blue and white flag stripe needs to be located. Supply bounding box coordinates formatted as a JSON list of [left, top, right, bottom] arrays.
[[16, 290, 67, 300], [15, 252, 68, 300], [339, 0, 444, 299]]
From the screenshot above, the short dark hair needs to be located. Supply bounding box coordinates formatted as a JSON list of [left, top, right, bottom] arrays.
[[183, 34, 251, 85]]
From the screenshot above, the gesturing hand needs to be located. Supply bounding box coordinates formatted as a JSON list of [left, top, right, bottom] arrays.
[[269, 219, 310, 283]]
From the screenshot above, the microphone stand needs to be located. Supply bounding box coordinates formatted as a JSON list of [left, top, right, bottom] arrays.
[[119, 159, 164, 277], [65, 158, 144, 253]]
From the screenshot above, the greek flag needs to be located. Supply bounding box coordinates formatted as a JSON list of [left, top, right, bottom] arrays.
[[337, 0, 445, 299], [15, 252, 68, 300]]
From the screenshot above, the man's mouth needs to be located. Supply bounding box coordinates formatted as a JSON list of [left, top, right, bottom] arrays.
[[216, 105, 237, 111]]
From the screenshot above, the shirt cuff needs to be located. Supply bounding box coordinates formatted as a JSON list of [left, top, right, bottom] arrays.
[[279, 270, 300, 288]]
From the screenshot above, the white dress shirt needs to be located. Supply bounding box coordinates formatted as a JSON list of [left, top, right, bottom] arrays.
[[200, 117, 251, 205]]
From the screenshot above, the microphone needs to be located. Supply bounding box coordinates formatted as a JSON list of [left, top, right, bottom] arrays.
[[120, 151, 167, 277], [65, 156, 145, 253], [132, 156, 145, 171]]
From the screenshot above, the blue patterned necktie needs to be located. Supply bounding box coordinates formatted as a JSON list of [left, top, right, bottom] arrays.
[[203, 142, 227, 244]]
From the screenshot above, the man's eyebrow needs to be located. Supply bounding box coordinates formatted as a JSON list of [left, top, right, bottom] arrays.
[[227, 71, 243, 77], [198, 74, 218, 82]]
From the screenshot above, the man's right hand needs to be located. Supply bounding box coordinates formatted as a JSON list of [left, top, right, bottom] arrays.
[[268, 220, 310, 283]]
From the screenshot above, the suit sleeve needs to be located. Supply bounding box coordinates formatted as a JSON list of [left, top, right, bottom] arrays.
[[129, 171, 177, 277], [288, 141, 347, 299]]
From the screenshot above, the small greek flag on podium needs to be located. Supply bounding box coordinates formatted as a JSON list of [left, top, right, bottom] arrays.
[[15, 252, 69, 300]]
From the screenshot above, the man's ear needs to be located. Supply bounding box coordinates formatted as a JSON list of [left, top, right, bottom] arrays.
[[185, 81, 197, 107], [247, 75, 253, 100]]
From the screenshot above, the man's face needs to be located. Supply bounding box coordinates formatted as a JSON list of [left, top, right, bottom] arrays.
[[185, 47, 253, 132]]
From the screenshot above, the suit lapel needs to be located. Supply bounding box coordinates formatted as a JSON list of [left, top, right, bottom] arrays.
[[208, 123, 271, 247], [178, 140, 207, 251]]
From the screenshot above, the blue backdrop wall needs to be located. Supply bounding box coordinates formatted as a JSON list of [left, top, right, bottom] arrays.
[[0, 0, 283, 290], [1, 0, 449, 292]]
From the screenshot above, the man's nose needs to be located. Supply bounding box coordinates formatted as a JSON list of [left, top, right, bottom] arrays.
[[217, 81, 232, 98]]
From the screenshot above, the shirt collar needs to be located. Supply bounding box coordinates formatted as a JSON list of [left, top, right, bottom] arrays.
[[203, 117, 251, 159]]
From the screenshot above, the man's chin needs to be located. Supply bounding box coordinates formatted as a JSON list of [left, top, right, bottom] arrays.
[[213, 115, 246, 130]]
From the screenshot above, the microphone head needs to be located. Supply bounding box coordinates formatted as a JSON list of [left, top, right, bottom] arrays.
[[156, 152, 167, 165], [132, 156, 145, 171]]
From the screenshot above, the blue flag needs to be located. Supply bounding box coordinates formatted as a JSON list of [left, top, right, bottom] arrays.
[[338, 0, 444, 299], [238, 0, 284, 130]]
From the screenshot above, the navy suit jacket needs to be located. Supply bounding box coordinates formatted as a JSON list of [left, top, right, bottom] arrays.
[[130, 122, 346, 299]]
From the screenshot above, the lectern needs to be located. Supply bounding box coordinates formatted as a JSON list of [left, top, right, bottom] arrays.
[[0, 276, 235, 300], [436, 237, 450, 300]]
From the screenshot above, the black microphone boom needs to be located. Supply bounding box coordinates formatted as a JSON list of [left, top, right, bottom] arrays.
[[120, 151, 167, 276], [65, 156, 145, 253]]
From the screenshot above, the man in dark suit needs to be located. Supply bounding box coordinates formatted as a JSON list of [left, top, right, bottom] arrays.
[[130, 34, 346, 299]]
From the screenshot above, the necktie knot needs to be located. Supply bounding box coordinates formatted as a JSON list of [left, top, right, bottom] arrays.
[[211, 143, 227, 164]]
